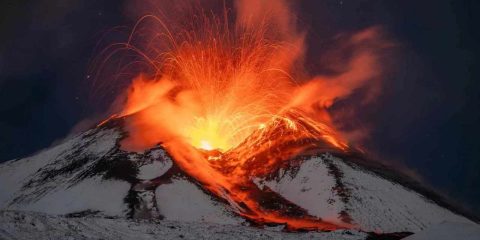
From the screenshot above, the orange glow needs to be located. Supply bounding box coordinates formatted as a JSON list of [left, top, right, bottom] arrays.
[[97, 0, 389, 231]]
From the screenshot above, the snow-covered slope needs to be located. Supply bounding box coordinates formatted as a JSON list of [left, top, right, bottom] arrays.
[[0, 127, 129, 216], [0, 118, 478, 239], [0, 210, 369, 240], [0, 120, 242, 224], [255, 154, 474, 232]]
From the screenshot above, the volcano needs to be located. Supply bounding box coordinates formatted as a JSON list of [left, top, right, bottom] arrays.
[[1, 117, 478, 239], [1, 2, 479, 238]]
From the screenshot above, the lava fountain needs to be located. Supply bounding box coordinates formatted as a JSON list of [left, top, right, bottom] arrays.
[[94, 0, 389, 231]]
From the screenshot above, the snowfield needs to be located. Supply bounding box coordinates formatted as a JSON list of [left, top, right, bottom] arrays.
[[1, 210, 479, 240], [255, 154, 476, 232], [0, 210, 368, 240], [154, 178, 243, 224]]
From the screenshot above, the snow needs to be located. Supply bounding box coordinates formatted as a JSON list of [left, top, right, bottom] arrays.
[[9, 177, 130, 216], [0, 210, 369, 240], [0, 128, 127, 216], [254, 157, 344, 225], [155, 178, 243, 225], [81, 129, 120, 156], [1, 124, 477, 237], [150, 148, 168, 159], [255, 154, 476, 233], [0, 132, 87, 208], [332, 154, 475, 232], [404, 221, 480, 240], [138, 157, 172, 180]]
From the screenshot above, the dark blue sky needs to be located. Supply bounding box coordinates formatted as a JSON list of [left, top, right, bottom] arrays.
[[0, 0, 479, 215]]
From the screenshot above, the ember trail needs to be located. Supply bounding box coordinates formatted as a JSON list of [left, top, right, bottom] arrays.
[[95, 0, 386, 231]]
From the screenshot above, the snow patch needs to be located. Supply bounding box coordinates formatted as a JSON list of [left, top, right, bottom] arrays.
[[155, 178, 243, 225], [9, 177, 130, 216], [254, 157, 344, 224], [138, 159, 172, 180]]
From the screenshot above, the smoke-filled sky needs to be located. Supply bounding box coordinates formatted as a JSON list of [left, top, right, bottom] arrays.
[[0, 0, 479, 215]]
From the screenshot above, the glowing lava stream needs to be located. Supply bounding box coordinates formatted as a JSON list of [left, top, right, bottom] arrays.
[[161, 128, 352, 231], [95, 0, 388, 231]]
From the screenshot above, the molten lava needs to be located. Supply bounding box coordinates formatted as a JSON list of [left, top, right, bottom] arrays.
[[96, 0, 388, 231]]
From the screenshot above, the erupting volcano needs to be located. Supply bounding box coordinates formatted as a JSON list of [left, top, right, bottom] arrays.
[[1, 1, 478, 239], [94, 0, 386, 231]]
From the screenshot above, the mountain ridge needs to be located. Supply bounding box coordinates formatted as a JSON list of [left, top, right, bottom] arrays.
[[0, 116, 477, 239]]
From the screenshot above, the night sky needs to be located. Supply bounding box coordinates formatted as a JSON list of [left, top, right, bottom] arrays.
[[1, 0, 479, 215]]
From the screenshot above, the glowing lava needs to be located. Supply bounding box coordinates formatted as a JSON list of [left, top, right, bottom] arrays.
[[199, 140, 213, 151], [186, 117, 234, 151], [95, 0, 389, 231]]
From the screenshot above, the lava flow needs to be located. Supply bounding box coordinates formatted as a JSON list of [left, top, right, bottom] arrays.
[[95, 0, 388, 231]]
